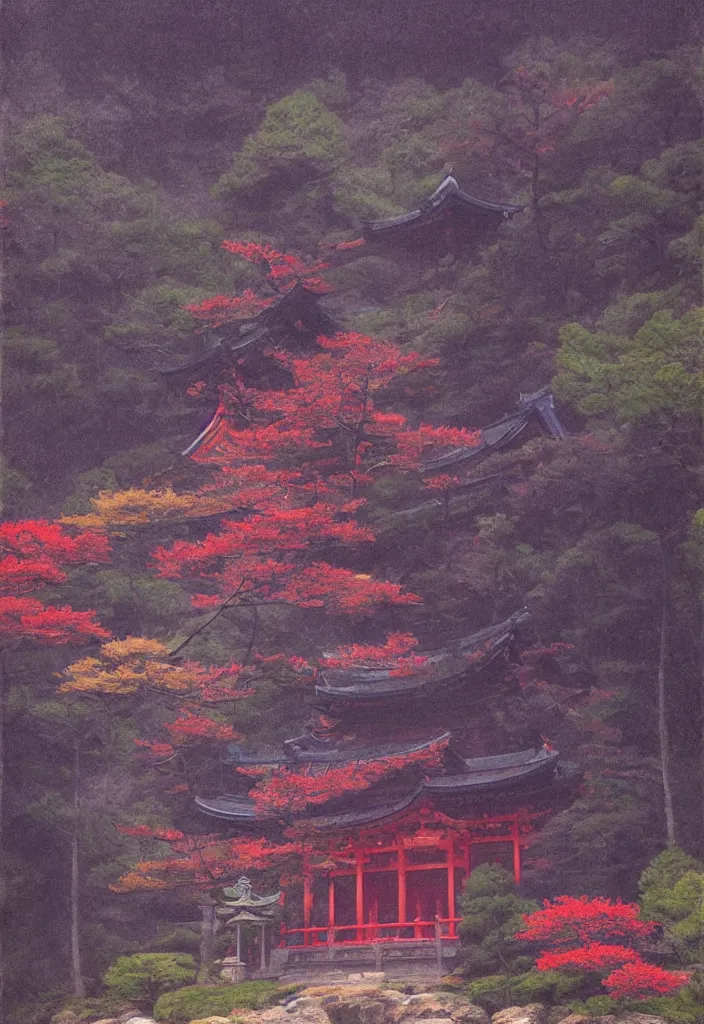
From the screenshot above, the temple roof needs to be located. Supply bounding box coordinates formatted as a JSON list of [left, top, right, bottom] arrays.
[[314, 609, 529, 704], [361, 176, 524, 243], [162, 283, 339, 384], [195, 746, 560, 827], [221, 731, 451, 768], [421, 390, 567, 477]]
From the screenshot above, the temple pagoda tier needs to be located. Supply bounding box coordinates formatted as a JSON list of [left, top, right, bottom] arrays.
[[361, 175, 524, 247], [420, 390, 567, 478], [180, 197, 567, 972], [196, 728, 570, 962], [161, 283, 340, 386]]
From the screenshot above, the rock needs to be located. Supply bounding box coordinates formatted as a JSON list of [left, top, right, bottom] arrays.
[[394, 993, 464, 1021], [188, 1018, 233, 1024], [614, 1016, 667, 1024], [326, 995, 389, 1024], [362, 974, 387, 981], [451, 1007, 490, 1024], [89, 1019, 119, 1024], [542, 1016, 625, 1024], [258, 1005, 332, 1024], [546, 1010, 572, 1024], [491, 1006, 547, 1024]]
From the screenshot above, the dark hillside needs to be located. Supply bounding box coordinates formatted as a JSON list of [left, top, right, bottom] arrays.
[[2, 5, 704, 1020]]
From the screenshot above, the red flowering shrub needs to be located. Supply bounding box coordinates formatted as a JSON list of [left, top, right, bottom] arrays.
[[517, 895, 690, 1001], [604, 962, 691, 1000]]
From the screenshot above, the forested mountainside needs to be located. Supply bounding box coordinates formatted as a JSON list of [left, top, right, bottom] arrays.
[[3, 2, 704, 1021]]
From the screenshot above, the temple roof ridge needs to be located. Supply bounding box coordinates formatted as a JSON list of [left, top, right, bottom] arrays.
[[315, 608, 529, 704], [360, 176, 524, 242], [221, 730, 452, 768], [162, 282, 339, 385], [421, 389, 567, 477], [195, 743, 562, 828]]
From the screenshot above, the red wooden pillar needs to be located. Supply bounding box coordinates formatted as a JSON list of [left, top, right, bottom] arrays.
[[303, 853, 313, 946], [512, 818, 522, 885], [328, 877, 335, 945], [397, 843, 406, 931], [355, 850, 364, 941], [447, 839, 456, 936]]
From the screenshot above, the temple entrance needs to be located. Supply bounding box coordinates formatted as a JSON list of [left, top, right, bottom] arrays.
[[406, 869, 447, 938], [363, 871, 398, 937], [282, 815, 529, 948], [332, 875, 356, 941]]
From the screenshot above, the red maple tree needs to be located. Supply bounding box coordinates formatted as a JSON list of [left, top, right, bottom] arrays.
[[64, 242, 483, 892], [0, 520, 110, 646], [516, 895, 689, 1000]]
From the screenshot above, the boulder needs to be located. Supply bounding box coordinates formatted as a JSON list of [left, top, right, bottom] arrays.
[[394, 994, 465, 1021], [188, 1018, 233, 1024], [51, 1013, 81, 1024], [491, 1007, 547, 1024], [546, 1010, 572, 1024], [258, 1005, 332, 1024], [614, 1016, 667, 1024], [451, 1007, 490, 1024], [325, 995, 390, 1024]]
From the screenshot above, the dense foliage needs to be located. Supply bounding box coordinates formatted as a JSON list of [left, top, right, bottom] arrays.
[[152, 981, 294, 1024], [516, 896, 689, 999], [4, 2, 704, 1020]]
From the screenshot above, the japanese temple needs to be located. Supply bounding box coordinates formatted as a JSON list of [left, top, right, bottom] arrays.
[[187, 390, 571, 973], [161, 283, 339, 386], [361, 175, 524, 247], [179, 198, 568, 974], [421, 390, 567, 478], [196, 604, 572, 972], [375, 390, 567, 529]]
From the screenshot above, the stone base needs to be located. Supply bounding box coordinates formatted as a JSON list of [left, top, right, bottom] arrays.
[[219, 956, 246, 983], [272, 940, 459, 981]]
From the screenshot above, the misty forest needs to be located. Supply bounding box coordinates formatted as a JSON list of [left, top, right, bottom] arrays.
[[5, 2, 704, 1023]]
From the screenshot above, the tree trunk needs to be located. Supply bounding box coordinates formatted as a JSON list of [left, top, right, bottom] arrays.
[[71, 742, 85, 997], [198, 902, 217, 983], [658, 548, 677, 846]]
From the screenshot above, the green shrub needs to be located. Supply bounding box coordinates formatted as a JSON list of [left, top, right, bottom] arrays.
[[639, 847, 704, 963], [568, 995, 617, 1017], [49, 996, 125, 1023], [465, 970, 586, 1013], [103, 952, 197, 1005], [637, 987, 704, 1024], [213, 91, 347, 200], [148, 925, 201, 955], [153, 981, 295, 1024], [512, 969, 586, 1004], [464, 974, 516, 1013], [459, 864, 538, 978]]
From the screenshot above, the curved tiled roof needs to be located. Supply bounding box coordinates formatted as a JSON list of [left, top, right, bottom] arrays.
[[421, 390, 567, 477], [195, 745, 559, 826], [315, 609, 529, 703], [361, 176, 524, 241]]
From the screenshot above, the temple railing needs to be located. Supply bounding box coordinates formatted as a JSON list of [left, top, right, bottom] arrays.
[[278, 916, 462, 948]]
